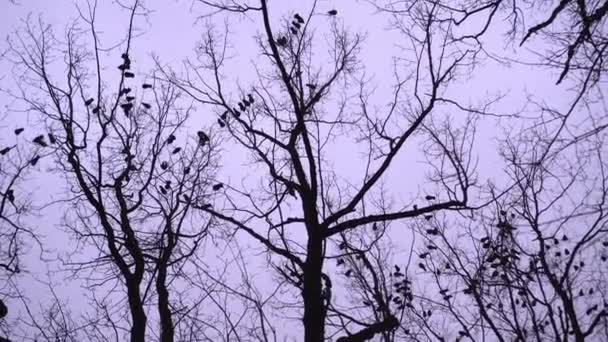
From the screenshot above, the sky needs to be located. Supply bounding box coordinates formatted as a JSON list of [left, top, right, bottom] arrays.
[[0, 0, 588, 340]]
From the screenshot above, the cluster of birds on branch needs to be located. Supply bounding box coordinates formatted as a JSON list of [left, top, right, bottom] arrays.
[[276, 9, 337, 45], [217, 94, 255, 128]]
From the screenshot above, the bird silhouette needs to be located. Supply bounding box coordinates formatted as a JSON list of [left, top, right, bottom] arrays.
[[242, 99, 250, 107], [247, 94, 254, 104], [337, 258, 344, 266], [126, 96, 135, 102], [183, 194, 190, 202], [197, 131, 209, 145], [424, 215, 433, 220], [276, 36, 288, 46], [212, 183, 224, 191], [419, 252, 429, 259], [142, 102, 151, 109], [217, 119, 226, 128], [294, 13, 305, 23], [48, 133, 56, 144], [92, 106, 100, 114], [345, 269, 352, 277], [425, 195, 436, 200], [418, 263, 426, 271], [232, 109, 241, 118], [292, 21, 301, 29], [159, 186, 167, 195], [14, 128, 24, 135], [160, 161, 169, 170], [0, 147, 11, 155], [30, 155, 40, 166], [124, 72, 135, 78], [327, 9, 338, 16], [164, 181, 171, 190], [238, 102, 246, 111], [0, 299, 6, 319], [166, 135, 176, 144], [33, 135, 47, 147], [172, 147, 181, 154], [184, 167, 191, 174], [142, 83, 152, 89], [85, 98, 94, 106], [6, 189, 14, 203]]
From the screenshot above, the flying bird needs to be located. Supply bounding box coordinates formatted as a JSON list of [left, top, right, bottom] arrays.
[[327, 9, 338, 16], [217, 119, 226, 128], [85, 98, 94, 106], [33, 135, 47, 147], [48, 133, 56, 144], [212, 183, 224, 191]]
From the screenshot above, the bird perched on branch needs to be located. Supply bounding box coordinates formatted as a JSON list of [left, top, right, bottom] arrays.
[[124, 72, 135, 78], [294, 13, 305, 24], [14, 128, 24, 135], [30, 155, 40, 166], [166, 134, 176, 144], [85, 98, 94, 106], [33, 135, 47, 147], [327, 9, 338, 16], [142, 102, 151, 109], [0, 147, 11, 155], [276, 36, 288, 47], [142, 83, 152, 89], [212, 183, 224, 191], [48, 133, 56, 144]]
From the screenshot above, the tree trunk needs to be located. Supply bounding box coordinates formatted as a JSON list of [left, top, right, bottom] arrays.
[[127, 281, 147, 342], [303, 234, 325, 342], [157, 265, 174, 342]]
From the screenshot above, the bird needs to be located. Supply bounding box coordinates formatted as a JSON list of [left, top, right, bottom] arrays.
[[172, 147, 181, 154], [247, 93, 254, 104], [290, 27, 298, 35], [142, 102, 151, 109], [30, 155, 40, 166], [562, 234, 568, 241], [164, 181, 171, 190], [217, 119, 226, 128], [337, 258, 344, 266], [327, 9, 338, 16], [85, 98, 94, 106], [419, 252, 429, 259], [92, 107, 100, 114], [0, 147, 11, 155], [184, 167, 191, 175], [14, 128, 24, 135], [183, 194, 190, 202], [166, 135, 176, 144], [294, 13, 305, 24], [276, 36, 288, 46], [142, 83, 152, 89], [33, 135, 47, 147], [238, 102, 246, 111], [292, 21, 301, 29], [124, 72, 135, 78], [121, 88, 132, 95], [345, 269, 352, 277], [424, 215, 433, 220], [159, 186, 167, 195], [48, 133, 56, 144], [160, 161, 169, 170], [425, 195, 436, 200], [126, 96, 135, 102], [232, 109, 241, 118], [418, 263, 426, 271], [212, 183, 223, 191], [0, 299, 6, 319], [6, 189, 14, 203]]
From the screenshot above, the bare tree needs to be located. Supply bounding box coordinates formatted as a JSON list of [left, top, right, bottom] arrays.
[[5, 2, 219, 341], [163, 1, 491, 340]]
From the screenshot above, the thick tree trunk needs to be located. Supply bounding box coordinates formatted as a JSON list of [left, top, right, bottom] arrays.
[[127, 281, 147, 342], [157, 265, 174, 342], [303, 234, 325, 342]]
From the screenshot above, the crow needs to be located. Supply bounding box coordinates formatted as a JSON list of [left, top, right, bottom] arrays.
[[306, 83, 316, 90], [327, 9, 338, 16], [294, 13, 305, 23], [48, 133, 56, 144], [218, 119, 226, 128], [120, 88, 132, 95], [166, 135, 176, 144], [0, 147, 11, 155], [142, 102, 151, 109], [172, 147, 181, 154], [418, 263, 426, 271], [247, 93, 254, 104], [164, 181, 171, 190], [118, 64, 129, 71], [243, 99, 250, 107], [30, 155, 40, 166], [336, 258, 344, 266], [183, 194, 190, 202], [419, 252, 429, 259], [232, 109, 241, 118], [159, 186, 167, 195], [276, 36, 288, 46], [85, 98, 94, 106], [345, 269, 352, 277], [160, 161, 169, 170], [212, 183, 224, 191], [142, 83, 152, 89], [238, 102, 246, 111], [124, 72, 135, 78], [184, 167, 191, 174], [425, 195, 436, 200], [292, 21, 301, 29], [33, 135, 47, 147], [14, 128, 24, 135], [290, 27, 298, 35], [6, 189, 14, 203], [126, 96, 135, 102], [424, 215, 433, 220]]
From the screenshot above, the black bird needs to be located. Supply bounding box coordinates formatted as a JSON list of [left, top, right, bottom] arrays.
[[164, 181, 171, 190], [85, 98, 94, 106], [166, 135, 176, 144], [126, 96, 136, 102], [30, 155, 40, 166], [6, 189, 14, 203], [247, 93, 254, 104], [418, 263, 426, 271], [292, 21, 301, 29], [197, 131, 209, 145], [290, 27, 298, 35], [0, 147, 11, 155], [142, 102, 151, 109], [184, 167, 191, 174], [172, 147, 181, 154], [124, 72, 135, 78], [118, 64, 129, 71], [212, 183, 224, 191], [14, 128, 24, 135], [217, 119, 226, 128], [419, 252, 429, 259], [294, 13, 305, 24], [276, 36, 288, 46], [232, 109, 241, 118], [562, 234, 568, 241], [48, 133, 56, 144], [92, 106, 100, 114], [337, 258, 344, 266], [339, 242, 347, 250], [159, 186, 167, 195], [160, 161, 169, 170], [183, 194, 190, 203], [345, 269, 352, 277], [120, 88, 132, 95], [425, 195, 436, 200], [238, 102, 246, 111], [0, 299, 7, 319], [327, 9, 338, 16], [424, 215, 433, 220], [33, 135, 47, 147], [142, 83, 152, 89], [372, 222, 378, 231]]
